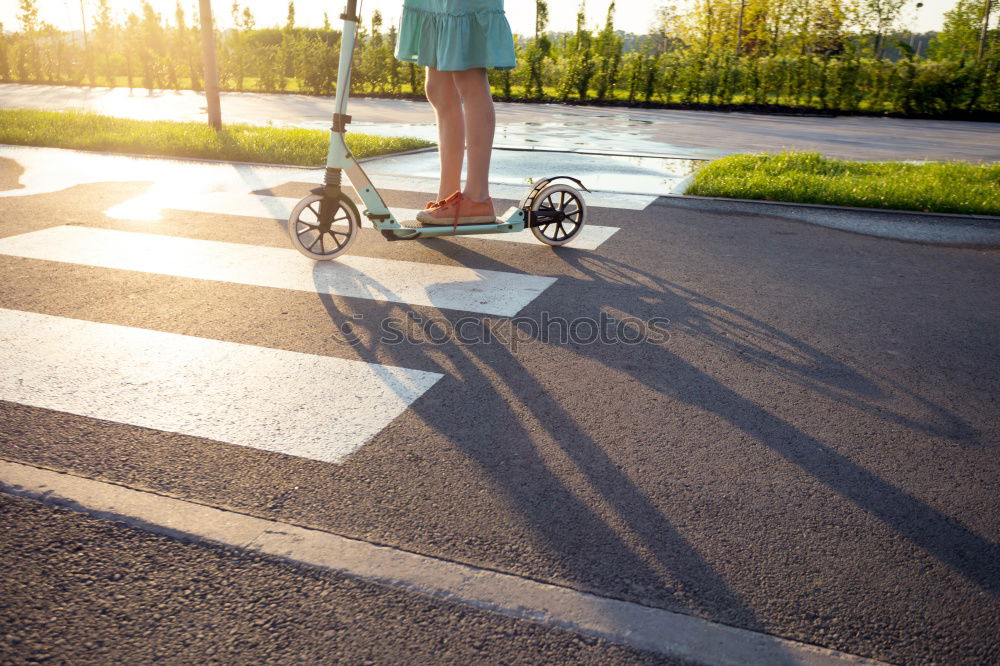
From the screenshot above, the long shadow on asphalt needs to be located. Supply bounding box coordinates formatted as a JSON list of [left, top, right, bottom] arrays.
[[312, 260, 767, 633], [0, 158, 26, 193], [311, 235, 997, 636], [547, 252, 996, 593]]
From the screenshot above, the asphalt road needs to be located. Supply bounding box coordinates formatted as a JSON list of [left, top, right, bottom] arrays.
[[0, 149, 998, 664], [3, 83, 999, 161], [0, 494, 675, 664]]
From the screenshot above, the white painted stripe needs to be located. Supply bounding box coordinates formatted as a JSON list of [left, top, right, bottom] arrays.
[[365, 173, 658, 211], [0, 226, 556, 317], [156, 191, 296, 220], [0, 309, 441, 463], [0, 144, 313, 201], [0, 145, 657, 211], [154, 193, 619, 250], [106, 191, 298, 222], [0, 460, 890, 666]]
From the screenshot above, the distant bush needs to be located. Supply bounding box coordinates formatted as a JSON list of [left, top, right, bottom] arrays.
[[1, 0, 997, 118]]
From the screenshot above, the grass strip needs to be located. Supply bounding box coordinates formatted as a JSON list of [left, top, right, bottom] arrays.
[[686, 151, 1000, 217], [0, 109, 433, 165]]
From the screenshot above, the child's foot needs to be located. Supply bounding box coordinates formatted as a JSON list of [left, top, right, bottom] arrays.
[[416, 192, 496, 226]]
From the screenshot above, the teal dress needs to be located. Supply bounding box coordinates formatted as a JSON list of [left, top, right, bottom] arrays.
[[395, 0, 517, 71]]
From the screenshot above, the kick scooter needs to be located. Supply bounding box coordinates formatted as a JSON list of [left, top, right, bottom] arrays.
[[287, 0, 589, 261]]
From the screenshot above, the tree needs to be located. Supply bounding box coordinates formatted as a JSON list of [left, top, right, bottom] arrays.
[[736, 0, 747, 54], [652, 4, 679, 54], [225, 2, 255, 90], [123, 11, 139, 90], [593, 1, 624, 101], [979, 0, 994, 59], [78, 0, 94, 84], [0, 23, 8, 80], [360, 10, 396, 92], [811, 0, 849, 56], [525, 0, 551, 97], [17, 0, 40, 80], [17, 0, 38, 33], [139, 1, 167, 90], [558, 1, 596, 100], [855, 0, 908, 57], [929, 0, 990, 60], [173, 1, 201, 90], [197, 0, 221, 128], [93, 0, 116, 85], [387, 23, 401, 92]]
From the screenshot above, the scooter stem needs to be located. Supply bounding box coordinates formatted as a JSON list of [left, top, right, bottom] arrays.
[[333, 2, 359, 119]]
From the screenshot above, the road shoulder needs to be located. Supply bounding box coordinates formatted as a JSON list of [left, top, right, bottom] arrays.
[[657, 194, 1000, 247]]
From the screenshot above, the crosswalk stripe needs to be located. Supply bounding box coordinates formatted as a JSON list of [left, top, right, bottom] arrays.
[[0, 226, 556, 317], [0, 145, 659, 212], [363, 173, 659, 211], [0, 308, 442, 463], [108, 192, 620, 250]]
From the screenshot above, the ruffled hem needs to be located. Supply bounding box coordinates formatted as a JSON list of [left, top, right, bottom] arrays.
[[395, 6, 517, 71]]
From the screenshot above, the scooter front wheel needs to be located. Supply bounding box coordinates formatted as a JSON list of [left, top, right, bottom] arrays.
[[288, 193, 360, 261], [530, 183, 587, 247]]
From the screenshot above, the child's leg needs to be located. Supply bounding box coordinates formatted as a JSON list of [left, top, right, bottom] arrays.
[[424, 67, 464, 201], [451, 68, 495, 203]]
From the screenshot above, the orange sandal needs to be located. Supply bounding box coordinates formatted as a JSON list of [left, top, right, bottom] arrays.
[[416, 192, 496, 229]]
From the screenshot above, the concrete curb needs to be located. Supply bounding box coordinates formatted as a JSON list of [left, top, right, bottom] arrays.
[[0, 459, 889, 666], [0, 142, 437, 171], [654, 194, 1000, 247], [357, 146, 437, 163]]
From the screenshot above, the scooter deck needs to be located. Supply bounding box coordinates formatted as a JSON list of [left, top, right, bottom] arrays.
[[380, 207, 527, 240]]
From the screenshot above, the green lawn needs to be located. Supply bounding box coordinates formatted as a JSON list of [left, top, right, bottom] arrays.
[[0, 109, 433, 166], [686, 152, 1000, 217]]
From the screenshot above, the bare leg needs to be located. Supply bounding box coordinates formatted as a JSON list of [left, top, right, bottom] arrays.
[[424, 67, 464, 201], [451, 68, 495, 202]]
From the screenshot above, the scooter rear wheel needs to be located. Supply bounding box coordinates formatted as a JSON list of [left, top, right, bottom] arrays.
[[288, 193, 360, 261], [530, 184, 587, 247]]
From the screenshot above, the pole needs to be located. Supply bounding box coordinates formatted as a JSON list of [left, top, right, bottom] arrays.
[[79, 0, 92, 85], [979, 0, 993, 61], [78, 0, 88, 49], [198, 0, 222, 130], [735, 0, 746, 56]]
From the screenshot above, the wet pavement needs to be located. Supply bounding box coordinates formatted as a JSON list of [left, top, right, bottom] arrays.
[[3, 83, 999, 162], [368, 148, 701, 196]]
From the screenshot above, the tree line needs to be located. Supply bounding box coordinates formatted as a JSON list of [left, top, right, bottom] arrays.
[[1, 0, 998, 117]]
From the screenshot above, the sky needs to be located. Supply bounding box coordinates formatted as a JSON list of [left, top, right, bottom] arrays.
[[2, 0, 955, 36]]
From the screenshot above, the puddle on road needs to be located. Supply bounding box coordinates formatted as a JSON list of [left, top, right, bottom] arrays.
[[0, 137, 700, 221], [365, 148, 704, 196], [335, 120, 723, 160]]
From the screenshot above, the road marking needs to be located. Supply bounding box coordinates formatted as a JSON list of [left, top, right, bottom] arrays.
[[0, 460, 890, 666], [0, 226, 556, 317], [361, 173, 658, 211], [0, 145, 658, 212], [0, 309, 441, 463], [150, 192, 621, 251], [0, 144, 311, 202]]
